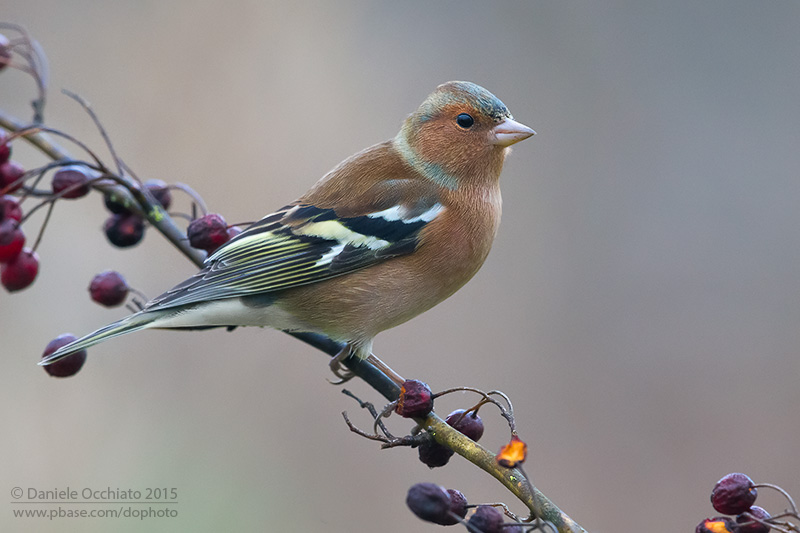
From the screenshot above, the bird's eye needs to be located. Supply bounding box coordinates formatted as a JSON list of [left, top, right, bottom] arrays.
[[456, 113, 474, 129]]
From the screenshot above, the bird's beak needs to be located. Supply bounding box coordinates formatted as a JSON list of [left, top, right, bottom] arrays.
[[491, 118, 536, 147]]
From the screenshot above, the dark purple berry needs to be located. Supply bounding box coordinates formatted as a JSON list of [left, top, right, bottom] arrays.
[[395, 379, 433, 418], [187, 213, 229, 253], [104, 194, 132, 215], [736, 506, 771, 533], [145, 179, 172, 210], [0, 218, 24, 263], [0, 130, 11, 163], [104, 213, 145, 248], [445, 409, 485, 442], [0, 33, 10, 72], [52, 166, 91, 199], [417, 438, 454, 468], [468, 506, 505, 533], [89, 270, 129, 307], [0, 160, 24, 193], [696, 517, 738, 533], [711, 473, 758, 515], [1, 248, 38, 291], [42, 334, 86, 378], [406, 483, 452, 525], [0, 195, 22, 222], [440, 489, 467, 525]]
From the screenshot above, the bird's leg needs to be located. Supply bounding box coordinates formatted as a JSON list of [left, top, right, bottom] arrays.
[[329, 344, 356, 383], [329, 347, 405, 387], [366, 354, 405, 387]]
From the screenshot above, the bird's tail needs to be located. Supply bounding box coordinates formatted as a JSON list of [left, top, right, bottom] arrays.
[[39, 311, 161, 366]]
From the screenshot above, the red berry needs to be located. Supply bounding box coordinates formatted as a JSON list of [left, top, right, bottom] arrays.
[[0, 195, 22, 222], [468, 506, 505, 533], [696, 517, 738, 533], [736, 506, 771, 533], [395, 379, 434, 418], [711, 473, 758, 515], [89, 270, 129, 307], [417, 438, 454, 468], [187, 213, 229, 253], [1, 248, 38, 291], [406, 483, 452, 525], [104, 213, 145, 248], [52, 166, 91, 199], [0, 218, 24, 263], [0, 130, 11, 163], [0, 160, 24, 193], [0, 33, 10, 73], [42, 334, 87, 378], [445, 409, 485, 442], [144, 179, 172, 210]]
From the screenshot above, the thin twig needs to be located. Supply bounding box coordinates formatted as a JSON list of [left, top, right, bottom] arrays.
[[61, 90, 124, 178], [29, 201, 54, 253]]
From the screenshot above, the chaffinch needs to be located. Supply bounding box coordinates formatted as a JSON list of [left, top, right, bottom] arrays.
[[41, 81, 535, 377]]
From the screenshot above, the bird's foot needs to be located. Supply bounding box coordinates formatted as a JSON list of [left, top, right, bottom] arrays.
[[328, 346, 355, 384]]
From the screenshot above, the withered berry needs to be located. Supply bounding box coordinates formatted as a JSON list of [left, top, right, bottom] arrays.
[[417, 438, 454, 468], [0, 130, 11, 163], [104, 213, 145, 248], [1, 248, 38, 291], [711, 473, 758, 515], [187, 213, 229, 254], [445, 409, 484, 442], [696, 517, 738, 533], [497, 435, 528, 468], [0, 218, 24, 263], [406, 483, 452, 525], [145, 179, 172, 210], [468, 506, 505, 533], [42, 334, 86, 378], [52, 166, 91, 199], [440, 489, 467, 525], [395, 379, 433, 418], [0, 160, 24, 193], [736, 506, 771, 533], [0, 195, 22, 222], [89, 270, 129, 307]]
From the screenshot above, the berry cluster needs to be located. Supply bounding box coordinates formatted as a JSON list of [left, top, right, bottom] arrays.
[[696, 473, 799, 533], [103, 179, 170, 248], [1, 50, 242, 377], [392, 380, 488, 469], [407, 483, 528, 532], [343, 382, 536, 530], [0, 131, 38, 292]]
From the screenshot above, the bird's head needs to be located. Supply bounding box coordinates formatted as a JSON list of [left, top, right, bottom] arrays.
[[394, 81, 535, 189]]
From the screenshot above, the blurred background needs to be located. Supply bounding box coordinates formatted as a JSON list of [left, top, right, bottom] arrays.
[[2, 2, 799, 532]]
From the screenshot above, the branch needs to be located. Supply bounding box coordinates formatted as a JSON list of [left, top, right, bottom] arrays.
[[0, 110, 586, 533]]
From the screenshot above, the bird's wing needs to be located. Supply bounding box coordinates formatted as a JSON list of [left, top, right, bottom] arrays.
[[144, 179, 444, 311]]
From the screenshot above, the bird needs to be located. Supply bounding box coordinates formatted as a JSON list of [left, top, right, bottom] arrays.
[[40, 81, 535, 379]]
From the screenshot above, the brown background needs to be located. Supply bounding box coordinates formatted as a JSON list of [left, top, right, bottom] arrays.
[[2, 2, 799, 532]]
